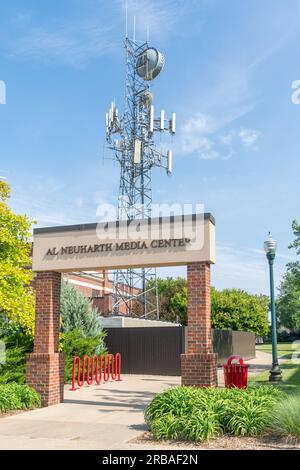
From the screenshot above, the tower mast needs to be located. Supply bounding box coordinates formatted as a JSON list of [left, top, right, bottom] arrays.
[[106, 31, 175, 318]]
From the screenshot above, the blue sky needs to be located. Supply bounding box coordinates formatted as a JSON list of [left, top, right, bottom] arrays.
[[0, 0, 299, 294]]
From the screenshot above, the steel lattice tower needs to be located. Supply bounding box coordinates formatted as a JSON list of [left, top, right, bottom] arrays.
[[105, 34, 175, 318]]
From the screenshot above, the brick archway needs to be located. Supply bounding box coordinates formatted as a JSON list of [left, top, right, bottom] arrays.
[[27, 214, 218, 406], [26, 262, 217, 407]]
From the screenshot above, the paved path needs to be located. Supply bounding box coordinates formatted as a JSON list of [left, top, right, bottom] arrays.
[[0, 375, 180, 450], [0, 350, 279, 450]]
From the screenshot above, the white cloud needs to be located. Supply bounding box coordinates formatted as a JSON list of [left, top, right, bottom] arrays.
[[219, 128, 260, 149], [7, 18, 114, 67], [251, 248, 295, 261], [155, 242, 291, 295], [0, 169, 9, 179], [5, 0, 188, 67], [9, 177, 98, 227], [219, 132, 234, 146], [212, 244, 286, 294], [220, 148, 236, 161], [181, 113, 213, 135], [178, 112, 260, 161], [4, 0, 215, 68], [199, 150, 219, 161], [238, 128, 260, 147], [120, 0, 182, 40], [178, 112, 219, 160], [183, 135, 213, 154]]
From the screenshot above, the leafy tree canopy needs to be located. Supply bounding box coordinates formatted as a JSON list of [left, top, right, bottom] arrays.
[[149, 276, 269, 335], [276, 220, 300, 334], [147, 277, 187, 323], [211, 288, 269, 336], [170, 287, 188, 325], [277, 269, 300, 333], [0, 181, 35, 335], [289, 220, 300, 255]]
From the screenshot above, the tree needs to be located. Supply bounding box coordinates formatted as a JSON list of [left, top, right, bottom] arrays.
[[151, 275, 269, 335], [276, 220, 300, 334], [167, 284, 269, 335], [170, 287, 188, 325], [0, 181, 35, 335], [147, 277, 187, 323], [277, 268, 300, 333], [211, 288, 269, 336], [289, 220, 300, 254], [60, 282, 103, 337], [60, 283, 107, 382]]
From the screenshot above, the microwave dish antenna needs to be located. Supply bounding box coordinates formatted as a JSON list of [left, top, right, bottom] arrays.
[[139, 89, 153, 108], [136, 47, 165, 81]]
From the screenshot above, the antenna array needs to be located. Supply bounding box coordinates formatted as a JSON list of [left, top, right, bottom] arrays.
[[105, 32, 175, 318]]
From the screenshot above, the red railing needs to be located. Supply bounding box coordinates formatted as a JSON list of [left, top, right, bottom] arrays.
[[70, 353, 121, 391]]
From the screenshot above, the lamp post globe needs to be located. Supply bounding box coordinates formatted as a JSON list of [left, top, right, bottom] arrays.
[[264, 232, 282, 382], [264, 233, 277, 256]]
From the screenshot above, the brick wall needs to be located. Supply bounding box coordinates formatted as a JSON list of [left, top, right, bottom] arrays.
[[26, 271, 64, 406], [181, 262, 218, 387]]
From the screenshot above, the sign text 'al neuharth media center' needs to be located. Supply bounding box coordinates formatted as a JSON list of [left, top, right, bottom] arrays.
[[32, 213, 216, 272], [45, 237, 192, 257]]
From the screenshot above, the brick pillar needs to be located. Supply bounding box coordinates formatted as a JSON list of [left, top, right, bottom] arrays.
[[26, 271, 64, 406], [181, 262, 218, 387]]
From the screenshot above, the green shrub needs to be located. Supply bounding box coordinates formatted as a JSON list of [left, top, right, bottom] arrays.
[[269, 394, 300, 440], [0, 326, 107, 385], [0, 385, 22, 412], [60, 329, 107, 382], [145, 386, 282, 443], [221, 397, 273, 436], [150, 412, 222, 442], [0, 383, 41, 413], [145, 386, 204, 422], [13, 383, 41, 409], [0, 332, 33, 385], [218, 385, 282, 436], [60, 282, 103, 337], [151, 415, 185, 440], [182, 410, 222, 442]]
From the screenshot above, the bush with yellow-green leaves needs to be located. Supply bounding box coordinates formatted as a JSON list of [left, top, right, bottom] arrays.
[[0, 180, 35, 335]]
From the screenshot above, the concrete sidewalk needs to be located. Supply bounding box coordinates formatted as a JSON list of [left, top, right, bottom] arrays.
[[0, 375, 180, 450], [0, 350, 278, 450]]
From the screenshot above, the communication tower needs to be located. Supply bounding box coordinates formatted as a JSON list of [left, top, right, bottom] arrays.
[[105, 27, 175, 318]]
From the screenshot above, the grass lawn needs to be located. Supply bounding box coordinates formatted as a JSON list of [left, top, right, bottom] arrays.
[[249, 343, 300, 395], [257, 342, 296, 360]]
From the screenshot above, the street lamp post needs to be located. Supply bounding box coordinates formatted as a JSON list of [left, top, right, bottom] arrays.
[[264, 233, 282, 382]]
